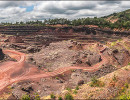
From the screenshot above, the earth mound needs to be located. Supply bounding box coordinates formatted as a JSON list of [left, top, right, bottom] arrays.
[[28, 40, 101, 71]]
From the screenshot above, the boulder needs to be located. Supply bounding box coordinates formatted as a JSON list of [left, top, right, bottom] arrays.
[[78, 80, 84, 85], [87, 53, 102, 65], [21, 86, 33, 93], [26, 45, 40, 53], [0, 48, 5, 60]]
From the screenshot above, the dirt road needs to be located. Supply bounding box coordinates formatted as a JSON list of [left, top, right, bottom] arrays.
[[0, 46, 108, 92]]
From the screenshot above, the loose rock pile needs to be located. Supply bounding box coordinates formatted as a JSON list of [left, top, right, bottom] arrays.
[[29, 40, 101, 71]]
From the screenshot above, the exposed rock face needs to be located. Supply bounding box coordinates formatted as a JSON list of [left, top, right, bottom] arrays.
[[0, 48, 4, 60], [26, 45, 40, 53], [112, 49, 130, 65], [0, 26, 130, 36], [73, 51, 101, 66], [32, 41, 77, 71], [11, 78, 64, 99], [87, 53, 102, 66], [11, 82, 34, 99], [29, 40, 102, 70], [7, 36, 24, 43]]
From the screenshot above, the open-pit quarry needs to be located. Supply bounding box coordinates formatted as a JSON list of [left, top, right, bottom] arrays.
[[0, 26, 130, 99]]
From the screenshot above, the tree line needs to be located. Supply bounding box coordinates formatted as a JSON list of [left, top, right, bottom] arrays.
[[0, 17, 130, 30]]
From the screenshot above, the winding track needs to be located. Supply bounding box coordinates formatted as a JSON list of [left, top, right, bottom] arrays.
[[0, 46, 108, 92]]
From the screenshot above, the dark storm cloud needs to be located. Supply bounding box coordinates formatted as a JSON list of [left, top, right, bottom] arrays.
[[45, 7, 66, 14], [99, 1, 121, 5], [64, 4, 96, 11], [64, 10, 78, 15]]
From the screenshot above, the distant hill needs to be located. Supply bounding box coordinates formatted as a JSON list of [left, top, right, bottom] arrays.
[[103, 9, 130, 23], [102, 9, 130, 30]]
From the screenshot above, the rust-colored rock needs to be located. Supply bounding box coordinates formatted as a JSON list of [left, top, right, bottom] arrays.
[[8, 36, 24, 43]]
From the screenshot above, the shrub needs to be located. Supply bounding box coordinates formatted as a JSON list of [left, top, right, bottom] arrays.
[[35, 95, 40, 100], [66, 87, 71, 91], [73, 90, 77, 94], [75, 86, 79, 90], [71, 69, 76, 72], [21, 94, 30, 100], [58, 96, 63, 100], [90, 77, 104, 87], [112, 74, 118, 82], [64, 93, 74, 100], [119, 94, 130, 100], [121, 87, 126, 92], [55, 77, 59, 80], [124, 83, 129, 88], [50, 93, 56, 99]]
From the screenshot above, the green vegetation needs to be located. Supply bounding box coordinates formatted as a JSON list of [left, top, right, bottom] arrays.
[[112, 75, 118, 82], [50, 93, 56, 99], [90, 77, 105, 87], [34, 95, 40, 100], [75, 86, 79, 90], [66, 87, 71, 91], [115, 83, 130, 99], [103, 9, 130, 30], [58, 96, 63, 100], [71, 69, 76, 72], [128, 62, 130, 65], [124, 83, 129, 88], [111, 41, 117, 47], [55, 77, 59, 80], [64, 93, 74, 100], [21, 94, 30, 100], [119, 93, 130, 100], [73, 90, 77, 94], [21, 93, 40, 100], [117, 89, 130, 100]]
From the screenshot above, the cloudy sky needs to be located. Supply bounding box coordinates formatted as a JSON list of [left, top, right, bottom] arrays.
[[0, 1, 130, 23]]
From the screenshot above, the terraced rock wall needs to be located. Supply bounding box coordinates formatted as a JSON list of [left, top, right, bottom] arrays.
[[0, 26, 129, 36]]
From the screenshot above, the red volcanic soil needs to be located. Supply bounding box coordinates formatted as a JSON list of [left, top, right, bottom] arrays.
[[0, 46, 108, 93]]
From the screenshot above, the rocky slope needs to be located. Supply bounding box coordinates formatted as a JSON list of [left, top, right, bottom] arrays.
[[28, 40, 102, 71]]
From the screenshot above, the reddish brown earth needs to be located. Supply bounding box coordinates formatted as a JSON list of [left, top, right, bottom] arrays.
[[0, 46, 107, 93]]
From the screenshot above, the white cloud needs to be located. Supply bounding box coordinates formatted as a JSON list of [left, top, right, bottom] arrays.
[[0, 1, 129, 22]]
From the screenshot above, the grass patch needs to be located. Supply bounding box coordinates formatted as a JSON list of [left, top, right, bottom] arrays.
[[64, 93, 74, 100], [111, 41, 116, 47], [55, 77, 59, 80], [90, 77, 105, 87], [124, 83, 129, 88], [66, 87, 71, 92], [73, 90, 77, 94], [112, 74, 118, 82], [21, 94, 30, 100], [118, 91, 130, 100]]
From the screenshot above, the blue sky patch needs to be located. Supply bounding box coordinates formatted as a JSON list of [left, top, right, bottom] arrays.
[[20, 5, 34, 12]]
